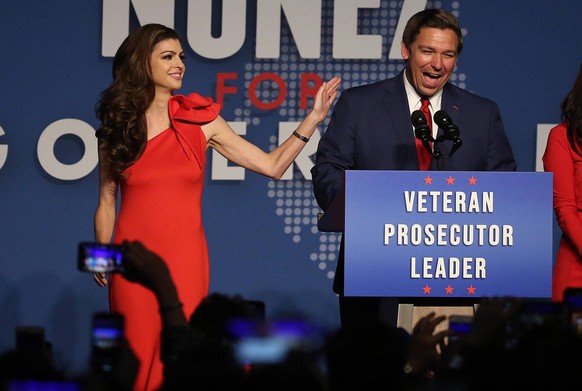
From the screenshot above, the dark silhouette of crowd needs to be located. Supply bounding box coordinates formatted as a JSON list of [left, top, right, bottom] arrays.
[[2, 241, 582, 390]]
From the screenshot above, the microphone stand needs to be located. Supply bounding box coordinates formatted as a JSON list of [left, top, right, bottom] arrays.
[[412, 109, 462, 171], [430, 134, 462, 171], [432, 142, 443, 171]]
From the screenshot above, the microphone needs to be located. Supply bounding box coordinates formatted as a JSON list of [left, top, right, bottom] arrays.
[[434, 110, 461, 143], [433, 110, 462, 158], [411, 110, 434, 145]]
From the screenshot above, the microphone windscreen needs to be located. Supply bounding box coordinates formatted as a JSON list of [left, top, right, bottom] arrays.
[[433, 110, 452, 128], [411, 110, 426, 127]]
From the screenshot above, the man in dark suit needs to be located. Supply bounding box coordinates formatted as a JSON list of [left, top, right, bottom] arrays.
[[311, 8, 516, 329]]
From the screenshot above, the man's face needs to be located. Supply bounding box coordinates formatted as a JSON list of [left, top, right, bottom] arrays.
[[401, 27, 459, 97]]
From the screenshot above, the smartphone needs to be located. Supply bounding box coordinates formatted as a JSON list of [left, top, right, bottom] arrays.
[[78, 242, 125, 273], [91, 312, 125, 374], [234, 335, 293, 365], [91, 312, 124, 350], [448, 315, 473, 343], [230, 318, 322, 366], [516, 300, 564, 330], [8, 380, 80, 391], [564, 288, 582, 335]]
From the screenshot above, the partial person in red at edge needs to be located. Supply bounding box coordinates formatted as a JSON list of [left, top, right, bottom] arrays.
[[543, 61, 582, 302], [91, 23, 340, 391]]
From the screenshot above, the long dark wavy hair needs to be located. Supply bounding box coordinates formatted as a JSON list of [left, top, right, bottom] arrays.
[[563, 62, 582, 156], [95, 24, 181, 180]]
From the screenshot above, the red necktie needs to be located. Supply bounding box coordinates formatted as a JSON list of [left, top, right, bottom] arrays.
[[415, 98, 433, 170]]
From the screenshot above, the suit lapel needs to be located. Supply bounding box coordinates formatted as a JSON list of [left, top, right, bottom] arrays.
[[381, 72, 417, 148], [441, 84, 461, 123], [438, 84, 462, 159]]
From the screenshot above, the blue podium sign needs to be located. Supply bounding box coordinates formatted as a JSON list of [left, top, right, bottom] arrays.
[[344, 171, 553, 298]]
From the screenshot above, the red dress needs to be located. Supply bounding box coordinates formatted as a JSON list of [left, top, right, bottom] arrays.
[[109, 93, 220, 390], [543, 123, 582, 302]]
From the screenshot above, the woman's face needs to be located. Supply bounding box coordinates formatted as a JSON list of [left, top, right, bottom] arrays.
[[149, 38, 185, 94]]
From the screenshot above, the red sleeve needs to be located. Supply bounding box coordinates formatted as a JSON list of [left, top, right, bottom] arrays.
[[543, 123, 582, 256], [169, 93, 221, 124], [167, 93, 222, 168]]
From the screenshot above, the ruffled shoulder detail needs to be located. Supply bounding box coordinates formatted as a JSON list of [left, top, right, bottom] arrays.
[[166, 93, 221, 167], [169, 93, 221, 124]]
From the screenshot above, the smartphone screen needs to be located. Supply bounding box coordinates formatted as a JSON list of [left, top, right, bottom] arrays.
[[78, 242, 125, 273], [517, 300, 564, 330], [230, 318, 323, 366], [448, 315, 473, 343], [90, 312, 124, 374], [92, 312, 124, 350], [8, 380, 80, 391], [235, 336, 292, 365]]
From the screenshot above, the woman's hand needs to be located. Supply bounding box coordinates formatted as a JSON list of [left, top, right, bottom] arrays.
[[308, 76, 341, 124], [93, 272, 108, 287]]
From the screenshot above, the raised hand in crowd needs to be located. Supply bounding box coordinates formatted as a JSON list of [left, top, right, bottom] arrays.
[[404, 312, 448, 380]]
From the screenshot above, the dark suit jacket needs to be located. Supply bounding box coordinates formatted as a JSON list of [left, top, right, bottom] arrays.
[[311, 71, 516, 295]]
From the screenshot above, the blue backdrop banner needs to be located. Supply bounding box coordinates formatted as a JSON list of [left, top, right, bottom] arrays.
[[1, 0, 581, 376]]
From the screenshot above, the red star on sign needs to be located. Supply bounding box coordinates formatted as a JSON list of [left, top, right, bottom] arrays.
[[468, 176, 477, 185], [445, 285, 454, 294], [424, 176, 433, 185], [446, 176, 455, 185], [466, 285, 476, 294], [422, 285, 432, 294]]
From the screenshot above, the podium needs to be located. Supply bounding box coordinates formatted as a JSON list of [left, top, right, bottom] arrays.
[[318, 170, 554, 333]]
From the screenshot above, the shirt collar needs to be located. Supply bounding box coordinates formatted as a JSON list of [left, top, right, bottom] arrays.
[[403, 69, 443, 114]]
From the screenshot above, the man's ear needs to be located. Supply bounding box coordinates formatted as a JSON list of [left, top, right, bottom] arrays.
[[401, 41, 410, 60]]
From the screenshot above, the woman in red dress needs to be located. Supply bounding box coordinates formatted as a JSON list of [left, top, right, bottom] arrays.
[[92, 24, 340, 390], [543, 62, 582, 302]]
